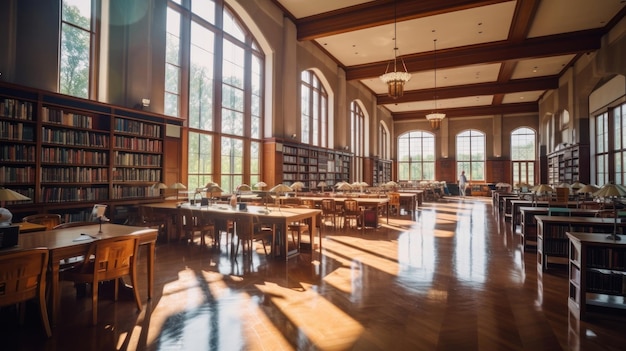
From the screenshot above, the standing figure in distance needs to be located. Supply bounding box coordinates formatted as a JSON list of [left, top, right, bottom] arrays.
[[459, 170, 467, 198]]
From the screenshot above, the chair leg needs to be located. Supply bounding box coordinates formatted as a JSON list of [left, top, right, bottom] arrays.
[[92, 280, 99, 325]]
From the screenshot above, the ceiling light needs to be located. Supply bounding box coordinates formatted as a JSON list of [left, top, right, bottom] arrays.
[[379, 0, 411, 99], [425, 39, 445, 130]]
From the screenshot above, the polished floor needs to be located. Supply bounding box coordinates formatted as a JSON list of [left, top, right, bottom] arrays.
[[2, 197, 626, 350]]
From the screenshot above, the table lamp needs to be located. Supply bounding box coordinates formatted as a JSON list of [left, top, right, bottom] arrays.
[[0, 187, 31, 226], [170, 182, 187, 200], [151, 182, 168, 197], [593, 182, 626, 241], [269, 184, 293, 211], [291, 181, 304, 197], [204, 183, 224, 206], [317, 181, 327, 193]]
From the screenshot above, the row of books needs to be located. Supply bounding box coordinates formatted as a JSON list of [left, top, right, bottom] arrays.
[[41, 167, 109, 183], [40, 187, 109, 203], [585, 270, 626, 295], [0, 145, 36, 162], [113, 152, 162, 167], [42, 127, 110, 147], [0, 121, 35, 141], [586, 248, 626, 270], [41, 147, 108, 164], [41, 107, 94, 128], [0, 98, 34, 120], [112, 168, 161, 182], [114, 118, 161, 138], [111, 185, 163, 199], [114, 136, 163, 152], [0, 166, 35, 183]]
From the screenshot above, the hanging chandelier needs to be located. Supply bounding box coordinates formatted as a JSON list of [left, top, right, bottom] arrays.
[[379, 1, 411, 99], [425, 38, 445, 130]]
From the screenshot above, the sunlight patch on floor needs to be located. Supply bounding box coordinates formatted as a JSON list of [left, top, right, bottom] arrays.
[[256, 282, 364, 351]]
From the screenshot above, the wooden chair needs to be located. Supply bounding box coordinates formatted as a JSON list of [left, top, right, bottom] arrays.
[[342, 199, 362, 230], [234, 216, 274, 257], [60, 236, 142, 325], [181, 208, 216, 247], [0, 248, 52, 337], [388, 192, 401, 216], [22, 213, 61, 230], [321, 199, 338, 229]]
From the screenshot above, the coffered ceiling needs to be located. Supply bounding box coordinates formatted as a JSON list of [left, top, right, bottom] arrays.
[[272, 0, 626, 121]]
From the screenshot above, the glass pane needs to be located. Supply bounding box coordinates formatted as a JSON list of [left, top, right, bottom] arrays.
[[60, 24, 90, 98], [223, 7, 245, 43], [63, 0, 91, 29], [192, 0, 215, 24]]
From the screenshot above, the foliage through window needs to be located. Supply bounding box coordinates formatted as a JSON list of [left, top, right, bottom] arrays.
[[397, 131, 435, 181], [456, 130, 485, 181], [300, 70, 328, 147], [60, 0, 94, 98], [167, 1, 263, 191]]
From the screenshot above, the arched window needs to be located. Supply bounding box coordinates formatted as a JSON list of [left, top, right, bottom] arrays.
[[456, 130, 485, 181], [511, 127, 536, 186], [350, 101, 364, 181], [594, 103, 626, 185], [397, 131, 435, 181], [167, 2, 264, 192], [300, 70, 328, 147], [379, 122, 389, 160]]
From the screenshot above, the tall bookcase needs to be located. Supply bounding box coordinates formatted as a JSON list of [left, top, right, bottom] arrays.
[[567, 232, 626, 321], [547, 144, 589, 185], [371, 157, 392, 186], [280, 143, 351, 190], [0, 83, 181, 223]]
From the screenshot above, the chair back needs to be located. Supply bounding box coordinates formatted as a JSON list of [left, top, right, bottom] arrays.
[[300, 199, 317, 208], [22, 214, 61, 230], [81, 237, 138, 282], [321, 199, 335, 214], [0, 248, 52, 337], [389, 192, 401, 206], [343, 199, 360, 215]]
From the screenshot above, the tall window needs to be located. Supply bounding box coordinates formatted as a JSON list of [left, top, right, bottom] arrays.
[[595, 112, 609, 185], [511, 127, 536, 186], [594, 103, 626, 185], [613, 105, 626, 185], [168, 1, 264, 191], [456, 130, 485, 181], [350, 101, 364, 182], [397, 131, 435, 181], [379, 123, 388, 160], [60, 0, 95, 98], [300, 70, 328, 147]]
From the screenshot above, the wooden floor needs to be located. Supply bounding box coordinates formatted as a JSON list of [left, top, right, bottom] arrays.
[[2, 197, 626, 350]]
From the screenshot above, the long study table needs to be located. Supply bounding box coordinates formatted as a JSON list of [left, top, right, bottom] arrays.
[[17, 223, 158, 324], [143, 202, 321, 260]]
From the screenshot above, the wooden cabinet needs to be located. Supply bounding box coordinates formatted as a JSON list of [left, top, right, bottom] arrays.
[[0, 82, 181, 223], [547, 144, 589, 185], [567, 232, 626, 321], [280, 143, 351, 190]]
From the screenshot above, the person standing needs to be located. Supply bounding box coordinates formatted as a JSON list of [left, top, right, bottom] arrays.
[[459, 171, 467, 197]]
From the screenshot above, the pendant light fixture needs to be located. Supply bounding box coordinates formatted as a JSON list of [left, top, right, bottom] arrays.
[[425, 39, 446, 130], [379, 0, 411, 99]]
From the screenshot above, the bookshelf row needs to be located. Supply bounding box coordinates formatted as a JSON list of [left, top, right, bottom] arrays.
[[0, 82, 182, 221], [280, 143, 352, 190]]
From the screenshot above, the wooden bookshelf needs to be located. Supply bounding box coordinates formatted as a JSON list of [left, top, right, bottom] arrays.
[[0, 82, 182, 223], [547, 143, 589, 185], [279, 143, 351, 190], [567, 232, 626, 321]]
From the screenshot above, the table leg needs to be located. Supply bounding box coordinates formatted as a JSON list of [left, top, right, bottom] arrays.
[[147, 242, 155, 299]]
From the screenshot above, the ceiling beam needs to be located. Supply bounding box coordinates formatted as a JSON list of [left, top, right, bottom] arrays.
[[346, 29, 602, 80], [377, 76, 558, 104], [296, 0, 510, 40], [393, 102, 538, 120]]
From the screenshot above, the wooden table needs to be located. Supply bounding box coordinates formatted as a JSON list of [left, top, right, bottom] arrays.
[[143, 203, 321, 261], [18, 221, 48, 233], [17, 223, 158, 324], [297, 196, 390, 224], [536, 215, 626, 271]]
